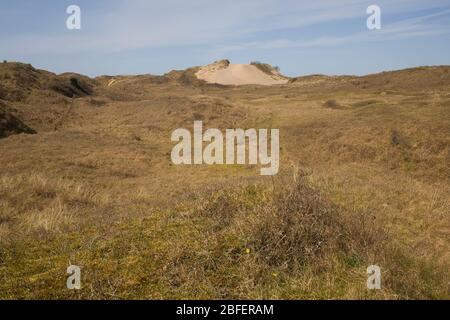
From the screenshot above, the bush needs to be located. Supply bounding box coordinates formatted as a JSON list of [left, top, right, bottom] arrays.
[[189, 170, 385, 274], [323, 99, 342, 109], [248, 172, 384, 271], [250, 62, 278, 75]]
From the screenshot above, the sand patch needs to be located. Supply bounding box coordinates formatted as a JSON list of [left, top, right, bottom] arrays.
[[196, 60, 289, 86]]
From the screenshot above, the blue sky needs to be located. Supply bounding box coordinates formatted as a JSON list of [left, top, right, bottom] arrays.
[[1, 0, 450, 77]]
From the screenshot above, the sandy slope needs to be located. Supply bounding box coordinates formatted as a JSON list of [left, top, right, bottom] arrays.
[[196, 61, 289, 86]]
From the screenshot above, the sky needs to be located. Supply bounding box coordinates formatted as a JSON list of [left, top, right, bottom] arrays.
[[1, 0, 450, 77]]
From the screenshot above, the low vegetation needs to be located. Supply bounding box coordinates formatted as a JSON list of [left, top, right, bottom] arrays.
[[250, 61, 281, 75], [0, 62, 449, 299]]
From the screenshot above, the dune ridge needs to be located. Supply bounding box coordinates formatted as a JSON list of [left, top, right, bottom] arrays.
[[195, 60, 289, 86]]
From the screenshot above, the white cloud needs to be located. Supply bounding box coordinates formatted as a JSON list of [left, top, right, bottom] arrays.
[[210, 6, 450, 55], [1, 0, 450, 56]]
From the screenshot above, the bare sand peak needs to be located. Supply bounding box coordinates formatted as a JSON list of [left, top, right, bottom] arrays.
[[196, 60, 289, 86]]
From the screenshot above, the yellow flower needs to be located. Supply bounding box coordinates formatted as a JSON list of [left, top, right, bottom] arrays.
[[245, 248, 251, 254]]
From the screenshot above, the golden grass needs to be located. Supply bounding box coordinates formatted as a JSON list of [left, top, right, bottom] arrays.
[[1, 170, 447, 299], [0, 64, 449, 299]]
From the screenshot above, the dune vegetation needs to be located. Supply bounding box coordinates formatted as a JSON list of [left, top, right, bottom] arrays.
[[0, 62, 449, 299]]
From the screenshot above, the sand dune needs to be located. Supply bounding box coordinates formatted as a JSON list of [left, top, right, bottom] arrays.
[[196, 60, 289, 86], [1, 61, 449, 299]]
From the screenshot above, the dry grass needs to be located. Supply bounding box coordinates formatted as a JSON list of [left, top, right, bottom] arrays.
[[0, 174, 113, 240], [0, 63, 449, 299], [1, 169, 446, 299]]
